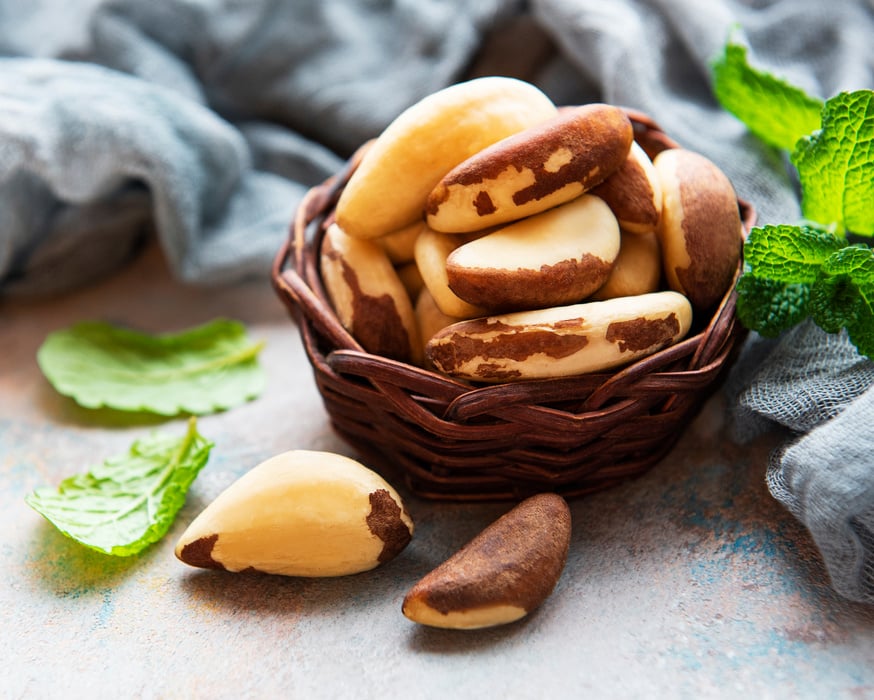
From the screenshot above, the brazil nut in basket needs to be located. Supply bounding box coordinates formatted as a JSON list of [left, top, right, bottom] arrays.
[[271, 107, 756, 502]]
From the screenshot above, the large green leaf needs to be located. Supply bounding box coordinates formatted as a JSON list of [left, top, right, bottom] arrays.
[[735, 274, 810, 338], [37, 318, 265, 415], [712, 39, 823, 152], [810, 246, 874, 355], [792, 90, 874, 236], [25, 417, 213, 556], [743, 224, 843, 283]]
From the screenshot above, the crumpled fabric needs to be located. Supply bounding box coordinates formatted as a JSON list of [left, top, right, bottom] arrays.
[[7, 0, 860, 295], [0, 0, 513, 294], [729, 322, 874, 604], [3, 0, 874, 602]]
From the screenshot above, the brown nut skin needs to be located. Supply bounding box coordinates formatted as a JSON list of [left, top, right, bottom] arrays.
[[425, 103, 633, 233], [402, 493, 571, 630], [445, 194, 620, 312], [653, 148, 743, 311], [590, 141, 662, 235], [320, 223, 422, 364]]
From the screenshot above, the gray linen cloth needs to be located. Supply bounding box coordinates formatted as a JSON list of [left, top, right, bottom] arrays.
[[2, 0, 873, 602]]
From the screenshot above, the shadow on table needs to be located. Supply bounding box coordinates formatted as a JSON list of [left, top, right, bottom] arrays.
[[23, 518, 161, 597], [174, 539, 432, 616], [176, 557, 537, 652], [404, 612, 539, 652], [32, 381, 178, 429]]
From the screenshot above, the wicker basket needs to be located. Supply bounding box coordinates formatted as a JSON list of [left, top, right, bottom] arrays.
[[271, 109, 756, 501]]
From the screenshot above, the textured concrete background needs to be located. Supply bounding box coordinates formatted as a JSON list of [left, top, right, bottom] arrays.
[[3, 243, 874, 699]]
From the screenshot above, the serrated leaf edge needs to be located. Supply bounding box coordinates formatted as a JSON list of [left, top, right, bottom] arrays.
[[25, 417, 213, 556]]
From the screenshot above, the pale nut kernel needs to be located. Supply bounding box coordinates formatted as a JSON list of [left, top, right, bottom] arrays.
[[426, 290, 692, 382], [396, 261, 425, 301], [590, 141, 663, 235], [415, 287, 461, 368], [320, 223, 422, 365], [445, 193, 620, 312], [425, 103, 633, 233], [590, 230, 661, 301], [402, 493, 571, 630], [378, 220, 426, 265], [175, 450, 414, 577], [653, 148, 743, 311], [335, 76, 557, 240], [414, 225, 488, 320]]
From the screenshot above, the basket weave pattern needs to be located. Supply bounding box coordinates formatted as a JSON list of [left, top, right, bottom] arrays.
[[272, 111, 755, 501]]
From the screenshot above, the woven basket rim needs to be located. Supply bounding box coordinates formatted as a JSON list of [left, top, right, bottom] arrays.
[[270, 107, 756, 501]]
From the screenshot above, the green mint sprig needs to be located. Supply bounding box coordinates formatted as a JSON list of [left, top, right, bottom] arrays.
[[25, 417, 213, 556], [712, 36, 874, 356]]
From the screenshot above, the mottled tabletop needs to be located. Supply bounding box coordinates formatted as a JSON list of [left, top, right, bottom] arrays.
[[3, 243, 873, 699]]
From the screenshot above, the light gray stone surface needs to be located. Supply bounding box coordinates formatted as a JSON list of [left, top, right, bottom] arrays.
[[2, 244, 873, 698]]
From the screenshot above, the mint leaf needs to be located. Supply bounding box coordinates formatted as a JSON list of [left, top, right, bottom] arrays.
[[736, 274, 810, 337], [792, 90, 874, 236], [712, 39, 823, 151], [846, 303, 874, 360], [37, 319, 265, 416], [809, 273, 859, 334], [810, 246, 874, 354], [743, 224, 843, 283], [715, 31, 874, 357], [25, 417, 213, 556]]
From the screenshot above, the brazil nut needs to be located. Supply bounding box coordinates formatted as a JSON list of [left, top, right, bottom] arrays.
[[445, 194, 620, 312], [335, 76, 557, 240], [320, 223, 422, 364], [414, 226, 488, 319], [654, 148, 743, 310], [425, 290, 692, 382], [590, 141, 662, 235], [175, 450, 414, 577], [425, 103, 633, 233], [377, 220, 426, 264], [415, 287, 460, 369], [402, 493, 571, 630], [591, 231, 661, 301]]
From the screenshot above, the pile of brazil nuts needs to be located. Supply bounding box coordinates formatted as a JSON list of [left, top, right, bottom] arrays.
[[321, 75, 743, 383], [174, 85, 744, 631]]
